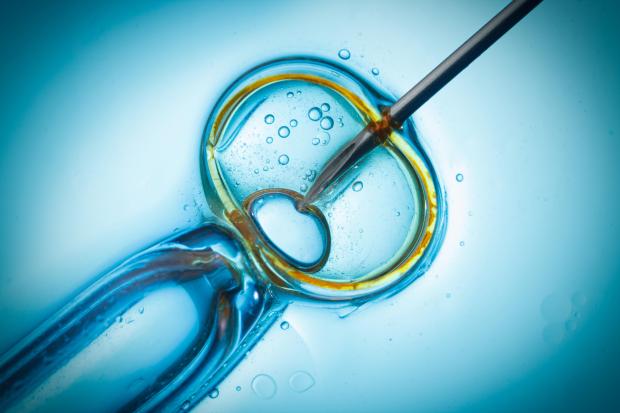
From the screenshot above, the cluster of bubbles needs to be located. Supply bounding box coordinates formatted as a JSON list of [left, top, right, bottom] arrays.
[[299, 168, 317, 193], [255, 50, 381, 187], [307, 102, 334, 132], [248, 370, 315, 400], [260, 90, 346, 180]]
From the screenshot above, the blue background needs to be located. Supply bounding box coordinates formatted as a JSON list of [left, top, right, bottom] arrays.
[[1, 0, 619, 412]]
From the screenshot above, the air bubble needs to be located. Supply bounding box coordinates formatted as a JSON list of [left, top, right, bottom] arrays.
[[235, 386, 242, 392], [266, 136, 273, 144], [278, 126, 290, 138], [209, 389, 219, 399], [312, 138, 320, 145], [456, 173, 464, 182], [352, 181, 364, 192], [264, 114, 275, 124], [280, 321, 290, 330], [278, 154, 290, 165], [307, 169, 316, 181], [290, 119, 298, 127], [321, 103, 330, 112], [371, 67, 380, 76], [254, 168, 259, 174], [289, 371, 315, 393], [308, 107, 322, 121], [286, 91, 294, 98], [459, 241, 465, 247], [251, 374, 277, 399], [320, 116, 334, 130], [338, 48, 351, 60]]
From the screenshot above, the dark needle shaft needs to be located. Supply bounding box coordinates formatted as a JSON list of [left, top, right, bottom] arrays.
[[303, 0, 542, 205]]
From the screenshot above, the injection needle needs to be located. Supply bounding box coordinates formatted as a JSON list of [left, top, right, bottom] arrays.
[[303, 0, 542, 205]]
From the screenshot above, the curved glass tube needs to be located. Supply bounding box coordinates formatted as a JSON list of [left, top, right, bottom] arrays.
[[0, 57, 445, 413], [0, 224, 285, 412]]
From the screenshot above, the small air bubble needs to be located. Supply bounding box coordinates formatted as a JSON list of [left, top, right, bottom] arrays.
[[371, 67, 380, 76], [278, 154, 290, 165], [321, 103, 330, 112], [312, 138, 320, 145], [352, 181, 363, 192], [209, 389, 219, 399], [308, 107, 322, 121], [338, 48, 351, 60], [264, 114, 275, 124], [266, 136, 273, 144], [459, 241, 465, 247], [320, 116, 334, 130], [254, 168, 259, 174], [288, 371, 315, 393], [235, 386, 242, 392], [138, 307, 144, 314], [290, 119, 298, 127], [278, 126, 290, 138], [252, 374, 277, 400], [280, 321, 290, 330], [456, 173, 464, 182], [286, 91, 294, 98]]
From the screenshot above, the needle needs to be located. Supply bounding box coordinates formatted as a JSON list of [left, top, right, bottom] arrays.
[[303, 0, 542, 205]]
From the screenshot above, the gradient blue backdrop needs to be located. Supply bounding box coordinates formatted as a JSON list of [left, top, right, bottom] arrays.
[[1, 1, 619, 412]]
